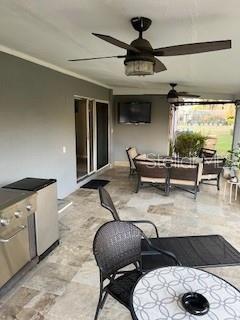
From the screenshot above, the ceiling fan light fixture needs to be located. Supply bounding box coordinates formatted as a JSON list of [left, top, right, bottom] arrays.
[[125, 60, 154, 76], [167, 88, 179, 103]]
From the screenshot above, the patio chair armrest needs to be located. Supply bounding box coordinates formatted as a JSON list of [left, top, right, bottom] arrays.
[[124, 220, 159, 238], [142, 234, 182, 266]]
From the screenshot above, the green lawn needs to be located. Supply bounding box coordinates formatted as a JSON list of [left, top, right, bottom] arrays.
[[177, 125, 233, 156], [215, 133, 233, 155]]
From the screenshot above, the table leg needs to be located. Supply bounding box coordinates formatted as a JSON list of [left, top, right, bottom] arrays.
[[229, 183, 233, 204], [223, 181, 227, 200]]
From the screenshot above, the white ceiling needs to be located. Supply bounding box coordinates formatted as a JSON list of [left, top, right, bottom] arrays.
[[0, 0, 240, 98]]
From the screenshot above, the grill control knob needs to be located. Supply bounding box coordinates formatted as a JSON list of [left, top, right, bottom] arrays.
[[26, 205, 32, 211], [0, 219, 10, 226], [14, 211, 23, 218]]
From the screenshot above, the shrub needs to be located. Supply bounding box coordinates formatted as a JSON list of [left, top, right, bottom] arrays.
[[227, 117, 234, 126], [174, 132, 206, 157]]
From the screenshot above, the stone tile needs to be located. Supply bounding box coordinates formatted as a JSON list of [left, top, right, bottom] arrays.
[[204, 266, 240, 289], [45, 283, 131, 320], [147, 202, 175, 215], [1, 167, 240, 320], [0, 287, 40, 320], [47, 244, 90, 268], [71, 260, 99, 288], [23, 262, 78, 296]]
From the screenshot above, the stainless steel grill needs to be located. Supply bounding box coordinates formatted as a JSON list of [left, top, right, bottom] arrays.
[[0, 189, 36, 289]]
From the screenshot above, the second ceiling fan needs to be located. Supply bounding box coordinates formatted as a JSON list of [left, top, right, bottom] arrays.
[[167, 83, 200, 103], [69, 17, 231, 76]]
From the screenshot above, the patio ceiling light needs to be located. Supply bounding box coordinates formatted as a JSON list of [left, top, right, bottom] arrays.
[[124, 60, 154, 76]]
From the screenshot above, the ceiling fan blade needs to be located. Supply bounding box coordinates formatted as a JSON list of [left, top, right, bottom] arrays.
[[92, 33, 140, 53], [154, 58, 167, 73], [178, 91, 200, 98], [154, 40, 231, 56], [68, 55, 125, 62]]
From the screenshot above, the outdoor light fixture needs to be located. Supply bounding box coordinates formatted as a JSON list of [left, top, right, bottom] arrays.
[[167, 86, 179, 103], [124, 60, 154, 76]]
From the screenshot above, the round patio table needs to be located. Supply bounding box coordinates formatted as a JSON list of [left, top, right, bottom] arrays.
[[131, 266, 240, 320]]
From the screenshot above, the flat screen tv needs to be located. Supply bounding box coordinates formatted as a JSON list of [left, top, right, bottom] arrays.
[[118, 102, 151, 123]]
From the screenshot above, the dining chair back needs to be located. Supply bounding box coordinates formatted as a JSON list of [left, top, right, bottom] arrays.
[[98, 187, 159, 237], [93, 221, 142, 277], [126, 147, 138, 175], [201, 157, 226, 190], [199, 148, 216, 158], [99, 186, 120, 220], [134, 159, 169, 194], [169, 162, 199, 198]]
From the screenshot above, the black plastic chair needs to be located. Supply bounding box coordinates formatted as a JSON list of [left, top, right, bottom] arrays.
[[99, 187, 159, 237], [93, 221, 180, 320]]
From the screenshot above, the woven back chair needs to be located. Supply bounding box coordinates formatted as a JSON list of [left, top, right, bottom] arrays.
[[99, 186, 120, 220], [199, 148, 217, 158], [126, 147, 138, 175], [93, 221, 142, 320], [98, 187, 159, 237], [201, 157, 226, 190], [93, 221, 180, 320], [134, 159, 169, 194], [169, 162, 199, 199]]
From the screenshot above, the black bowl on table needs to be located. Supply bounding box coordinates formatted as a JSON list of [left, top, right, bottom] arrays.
[[181, 292, 209, 316]]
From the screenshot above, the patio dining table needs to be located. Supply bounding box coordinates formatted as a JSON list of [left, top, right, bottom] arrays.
[[131, 266, 240, 320]]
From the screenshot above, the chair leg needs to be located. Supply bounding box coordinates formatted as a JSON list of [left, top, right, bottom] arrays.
[[217, 175, 220, 191], [165, 182, 170, 196], [94, 290, 103, 320], [129, 168, 132, 177], [94, 275, 107, 320], [194, 186, 198, 199], [100, 291, 108, 309], [136, 177, 141, 193]]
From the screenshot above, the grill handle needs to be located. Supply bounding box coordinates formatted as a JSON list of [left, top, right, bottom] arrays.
[[0, 225, 26, 243]]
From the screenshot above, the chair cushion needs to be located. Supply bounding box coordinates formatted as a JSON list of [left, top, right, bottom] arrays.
[[201, 174, 218, 180], [106, 269, 142, 309], [170, 179, 195, 186]]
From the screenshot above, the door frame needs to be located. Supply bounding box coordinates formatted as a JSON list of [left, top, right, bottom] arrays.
[[96, 99, 111, 171], [74, 95, 110, 182]]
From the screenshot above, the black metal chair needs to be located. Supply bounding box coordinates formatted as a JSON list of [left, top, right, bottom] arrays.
[[93, 221, 180, 320], [99, 187, 159, 237]]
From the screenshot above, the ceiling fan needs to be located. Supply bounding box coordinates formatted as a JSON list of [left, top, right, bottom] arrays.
[[69, 17, 231, 76], [167, 83, 200, 103]]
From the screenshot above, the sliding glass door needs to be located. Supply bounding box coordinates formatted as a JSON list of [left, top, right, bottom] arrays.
[[75, 98, 109, 181], [75, 99, 88, 179], [96, 102, 109, 169]]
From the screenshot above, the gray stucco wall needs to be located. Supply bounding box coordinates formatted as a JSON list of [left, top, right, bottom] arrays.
[[112, 95, 170, 162], [0, 52, 111, 198]]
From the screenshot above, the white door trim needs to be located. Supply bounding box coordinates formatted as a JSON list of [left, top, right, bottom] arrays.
[[74, 97, 111, 183]]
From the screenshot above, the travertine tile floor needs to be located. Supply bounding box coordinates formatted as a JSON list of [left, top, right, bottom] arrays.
[[1, 167, 240, 319]]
